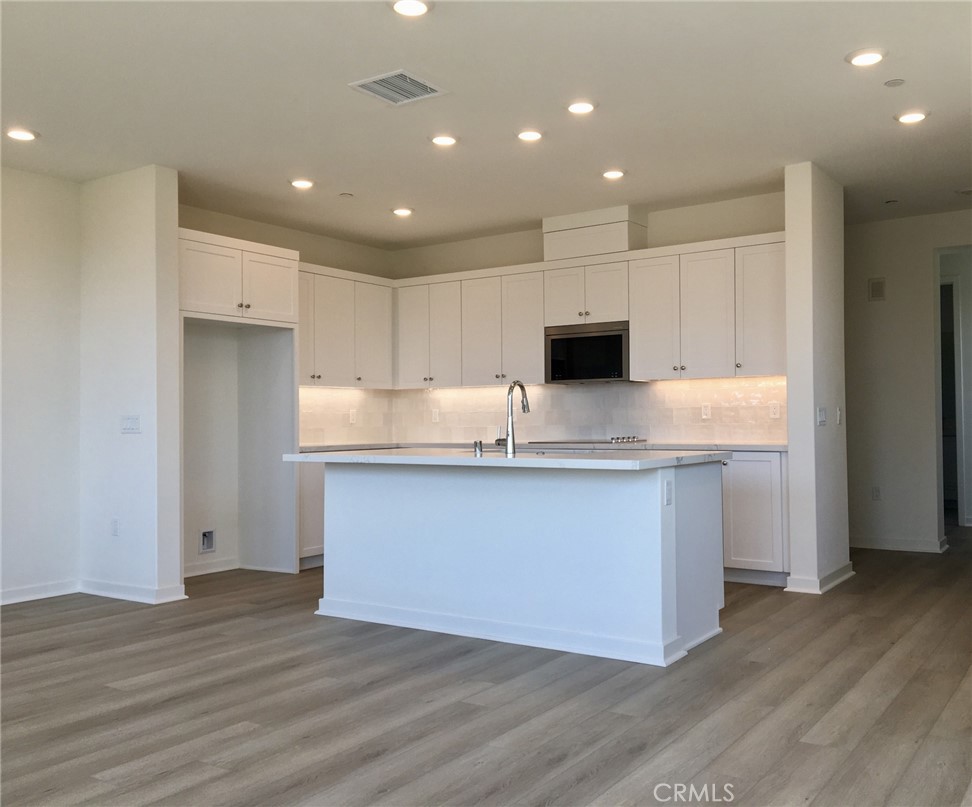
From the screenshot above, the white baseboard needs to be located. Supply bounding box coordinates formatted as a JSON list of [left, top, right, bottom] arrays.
[[723, 568, 788, 587], [184, 556, 240, 578], [300, 545, 323, 558], [850, 535, 948, 554], [79, 579, 187, 604], [0, 579, 79, 605], [317, 596, 682, 666], [299, 554, 323, 570], [785, 562, 855, 595], [239, 564, 298, 574]]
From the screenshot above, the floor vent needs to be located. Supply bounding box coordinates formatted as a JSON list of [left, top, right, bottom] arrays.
[[349, 70, 444, 105]]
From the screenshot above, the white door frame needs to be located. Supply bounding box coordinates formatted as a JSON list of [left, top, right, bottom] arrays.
[[937, 246, 970, 528]]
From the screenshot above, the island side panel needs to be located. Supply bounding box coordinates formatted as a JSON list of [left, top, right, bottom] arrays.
[[674, 462, 725, 649], [319, 462, 677, 665]]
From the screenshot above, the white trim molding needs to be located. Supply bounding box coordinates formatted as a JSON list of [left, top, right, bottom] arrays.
[[184, 556, 240, 578], [785, 562, 855, 594], [79, 579, 187, 604], [849, 535, 948, 554], [0, 579, 80, 605]]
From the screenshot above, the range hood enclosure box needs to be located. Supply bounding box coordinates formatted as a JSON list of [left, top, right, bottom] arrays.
[[542, 206, 648, 261]]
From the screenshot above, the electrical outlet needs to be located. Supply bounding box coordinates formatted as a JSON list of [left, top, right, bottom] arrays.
[[816, 407, 827, 426], [111, 518, 120, 537], [871, 486, 881, 501], [769, 401, 781, 419], [200, 530, 215, 553], [120, 415, 141, 434], [701, 404, 711, 420], [432, 408, 440, 423], [349, 409, 357, 425]]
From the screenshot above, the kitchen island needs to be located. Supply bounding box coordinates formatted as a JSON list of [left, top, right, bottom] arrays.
[[285, 447, 729, 666]]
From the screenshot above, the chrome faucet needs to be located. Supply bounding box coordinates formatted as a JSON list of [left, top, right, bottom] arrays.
[[505, 380, 530, 458]]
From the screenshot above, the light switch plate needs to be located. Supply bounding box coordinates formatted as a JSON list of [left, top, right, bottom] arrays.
[[769, 402, 781, 419], [816, 407, 827, 426]]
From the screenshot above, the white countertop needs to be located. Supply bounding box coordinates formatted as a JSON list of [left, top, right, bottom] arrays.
[[285, 446, 731, 471]]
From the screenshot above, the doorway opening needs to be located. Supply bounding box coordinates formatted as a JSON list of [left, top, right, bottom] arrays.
[[938, 245, 970, 532]]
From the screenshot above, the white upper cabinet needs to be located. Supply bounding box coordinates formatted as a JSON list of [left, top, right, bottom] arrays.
[[679, 249, 735, 379], [179, 231, 298, 324], [461, 272, 543, 386], [354, 282, 393, 388], [629, 255, 681, 381], [501, 272, 544, 384], [629, 250, 734, 380], [461, 277, 503, 386], [396, 282, 462, 389], [299, 271, 392, 388], [735, 243, 786, 376], [314, 275, 356, 387], [544, 262, 628, 326]]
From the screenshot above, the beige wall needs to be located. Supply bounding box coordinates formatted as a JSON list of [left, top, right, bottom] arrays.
[[1, 168, 82, 602], [183, 191, 783, 280], [845, 209, 972, 551]]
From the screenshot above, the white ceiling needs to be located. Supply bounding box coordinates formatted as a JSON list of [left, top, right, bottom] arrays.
[[2, 1, 970, 250]]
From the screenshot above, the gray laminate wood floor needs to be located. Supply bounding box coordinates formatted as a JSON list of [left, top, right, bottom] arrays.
[[3, 526, 970, 807]]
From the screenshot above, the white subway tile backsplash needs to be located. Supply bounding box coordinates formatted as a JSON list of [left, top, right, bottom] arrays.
[[299, 376, 787, 446]]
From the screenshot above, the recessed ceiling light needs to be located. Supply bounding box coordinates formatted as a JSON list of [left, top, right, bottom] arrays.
[[432, 135, 457, 146], [884, 78, 905, 88], [568, 101, 595, 115], [6, 127, 38, 141], [845, 49, 886, 66], [338, 192, 355, 198], [393, 208, 413, 217], [603, 170, 625, 180], [291, 179, 314, 189], [518, 130, 542, 142], [884, 199, 899, 204], [895, 111, 927, 124], [393, 0, 428, 16]]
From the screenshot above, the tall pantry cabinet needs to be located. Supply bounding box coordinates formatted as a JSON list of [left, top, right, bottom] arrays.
[[179, 229, 299, 580]]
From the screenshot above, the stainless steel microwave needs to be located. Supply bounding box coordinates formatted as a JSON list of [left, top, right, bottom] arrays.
[[544, 321, 630, 383]]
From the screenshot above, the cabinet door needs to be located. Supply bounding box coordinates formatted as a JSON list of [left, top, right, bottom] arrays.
[[629, 256, 680, 380], [735, 243, 785, 376], [584, 262, 628, 323], [396, 285, 431, 388], [315, 275, 356, 387], [501, 272, 544, 384], [543, 266, 586, 326], [179, 240, 242, 318], [679, 249, 735, 379], [428, 281, 462, 388], [355, 283, 393, 388], [722, 452, 784, 571], [461, 276, 503, 386], [298, 463, 324, 558], [242, 251, 298, 323], [298, 272, 318, 385]]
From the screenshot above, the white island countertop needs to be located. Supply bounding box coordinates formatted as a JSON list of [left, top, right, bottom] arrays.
[[284, 446, 730, 471]]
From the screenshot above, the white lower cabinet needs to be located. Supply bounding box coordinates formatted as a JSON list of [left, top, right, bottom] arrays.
[[722, 451, 787, 572], [298, 463, 324, 559]]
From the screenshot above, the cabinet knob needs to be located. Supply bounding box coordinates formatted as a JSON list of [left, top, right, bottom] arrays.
[[316, 374, 321, 379], [237, 302, 244, 308], [680, 365, 686, 371], [423, 377, 429, 382], [310, 374, 316, 379], [428, 376, 434, 381], [673, 365, 679, 371], [722, 460, 729, 466], [585, 311, 590, 316], [356, 376, 362, 382], [244, 303, 251, 309], [578, 311, 584, 317], [495, 374, 501, 378], [736, 363, 742, 368], [501, 374, 507, 378]]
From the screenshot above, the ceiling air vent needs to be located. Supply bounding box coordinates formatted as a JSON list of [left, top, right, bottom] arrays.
[[349, 70, 444, 106]]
